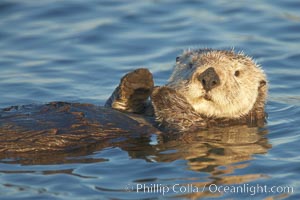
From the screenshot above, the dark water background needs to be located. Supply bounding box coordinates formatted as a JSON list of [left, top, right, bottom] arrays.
[[0, 0, 300, 199]]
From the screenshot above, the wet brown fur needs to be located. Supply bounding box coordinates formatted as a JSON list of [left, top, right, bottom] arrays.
[[0, 49, 268, 153]]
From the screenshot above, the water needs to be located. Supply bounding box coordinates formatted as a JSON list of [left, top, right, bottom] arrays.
[[0, 0, 300, 199]]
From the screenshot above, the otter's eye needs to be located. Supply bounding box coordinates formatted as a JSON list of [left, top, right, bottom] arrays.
[[234, 70, 240, 77], [176, 56, 180, 62]]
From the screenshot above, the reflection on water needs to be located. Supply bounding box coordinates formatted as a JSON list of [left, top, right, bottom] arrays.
[[156, 126, 270, 169], [126, 126, 271, 199], [0, 124, 271, 199]]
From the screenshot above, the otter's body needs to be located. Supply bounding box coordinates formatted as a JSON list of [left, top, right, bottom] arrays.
[[0, 102, 159, 153], [0, 49, 268, 153]]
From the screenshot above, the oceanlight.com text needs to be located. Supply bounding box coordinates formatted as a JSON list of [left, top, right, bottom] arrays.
[[125, 183, 294, 196]]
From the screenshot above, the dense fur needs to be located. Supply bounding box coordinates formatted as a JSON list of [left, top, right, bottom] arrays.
[[0, 49, 268, 154], [107, 49, 268, 132], [167, 49, 267, 118], [151, 49, 268, 131]]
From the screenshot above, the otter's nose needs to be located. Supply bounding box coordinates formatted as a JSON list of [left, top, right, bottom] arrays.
[[198, 67, 220, 91]]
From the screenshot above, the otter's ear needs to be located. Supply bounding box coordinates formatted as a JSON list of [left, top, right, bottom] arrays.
[[252, 79, 268, 121], [151, 86, 206, 132], [257, 80, 267, 104]]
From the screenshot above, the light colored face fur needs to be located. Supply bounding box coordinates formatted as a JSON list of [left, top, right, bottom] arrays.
[[167, 49, 267, 118]]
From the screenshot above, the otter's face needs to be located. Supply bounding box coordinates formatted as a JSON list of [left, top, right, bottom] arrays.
[[167, 49, 267, 118]]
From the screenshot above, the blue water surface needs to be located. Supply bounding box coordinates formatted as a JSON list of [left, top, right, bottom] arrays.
[[0, 0, 300, 199]]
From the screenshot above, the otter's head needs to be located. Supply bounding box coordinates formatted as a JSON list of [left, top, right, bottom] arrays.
[[167, 49, 268, 119]]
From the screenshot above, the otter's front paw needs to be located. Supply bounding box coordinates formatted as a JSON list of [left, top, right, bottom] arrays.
[[105, 68, 154, 113], [151, 86, 206, 132]]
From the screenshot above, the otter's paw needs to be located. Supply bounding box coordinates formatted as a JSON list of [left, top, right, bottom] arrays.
[[151, 86, 206, 132], [106, 68, 154, 113]]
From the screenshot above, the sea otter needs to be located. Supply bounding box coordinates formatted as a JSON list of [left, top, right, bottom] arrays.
[[107, 49, 268, 132], [0, 49, 268, 153]]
